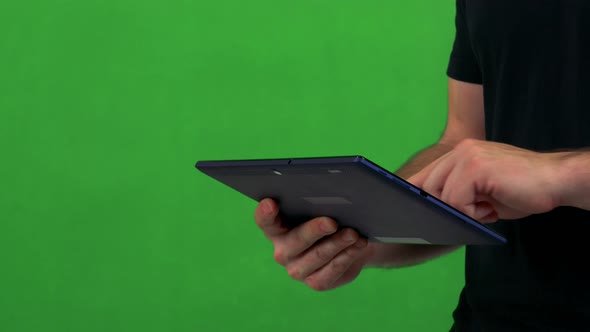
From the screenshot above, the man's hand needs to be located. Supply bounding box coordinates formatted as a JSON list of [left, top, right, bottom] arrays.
[[254, 198, 371, 291], [408, 139, 562, 222]]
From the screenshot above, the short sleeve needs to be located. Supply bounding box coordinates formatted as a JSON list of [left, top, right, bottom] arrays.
[[446, 0, 483, 84]]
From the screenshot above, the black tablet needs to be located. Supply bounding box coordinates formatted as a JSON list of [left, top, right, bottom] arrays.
[[195, 155, 507, 245]]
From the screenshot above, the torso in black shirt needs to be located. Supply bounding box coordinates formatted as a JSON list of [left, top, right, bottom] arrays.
[[446, 1, 590, 331]]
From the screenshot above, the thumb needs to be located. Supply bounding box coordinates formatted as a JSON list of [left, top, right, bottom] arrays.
[[472, 201, 497, 222], [255, 198, 289, 238]]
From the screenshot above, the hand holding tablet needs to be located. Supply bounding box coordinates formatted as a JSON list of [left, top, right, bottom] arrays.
[[254, 197, 370, 291]]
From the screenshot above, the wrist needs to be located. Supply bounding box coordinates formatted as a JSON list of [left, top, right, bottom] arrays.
[[551, 152, 590, 209]]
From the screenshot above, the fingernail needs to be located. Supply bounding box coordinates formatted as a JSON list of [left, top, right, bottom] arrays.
[[321, 220, 336, 233]]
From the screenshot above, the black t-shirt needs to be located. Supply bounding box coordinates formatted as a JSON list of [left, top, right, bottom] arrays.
[[447, 1, 590, 331]]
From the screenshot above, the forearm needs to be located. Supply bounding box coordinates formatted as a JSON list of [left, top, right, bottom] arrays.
[[365, 142, 460, 268]]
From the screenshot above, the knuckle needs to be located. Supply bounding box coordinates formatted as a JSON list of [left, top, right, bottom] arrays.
[[330, 260, 348, 274], [467, 154, 485, 171], [297, 224, 319, 248], [458, 138, 477, 150], [314, 245, 333, 262], [330, 250, 355, 273], [422, 182, 436, 196], [293, 233, 307, 250], [305, 277, 329, 292], [445, 194, 460, 208], [273, 248, 288, 266], [459, 139, 485, 157], [287, 265, 302, 280]]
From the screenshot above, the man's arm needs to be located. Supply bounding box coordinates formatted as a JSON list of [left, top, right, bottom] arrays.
[[365, 77, 486, 268]]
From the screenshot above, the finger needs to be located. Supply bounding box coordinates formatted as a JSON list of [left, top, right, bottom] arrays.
[[407, 151, 450, 188], [328, 256, 366, 290], [303, 238, 368, 291], [440, 164, 478, 216], [286, 228, 360, 281], [473, 201, 495, 220], [407, 158, 438, 188], [254, 198, 288, 238], [469, 195, 525, 222], [421, 152, 456, 199], [273, 216, 338, 266], [441, 161, 501, 220]]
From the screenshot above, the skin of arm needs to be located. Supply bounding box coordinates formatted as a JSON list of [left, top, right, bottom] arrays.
[[365, 77, 486, 268], [558, 152, 590, 211]]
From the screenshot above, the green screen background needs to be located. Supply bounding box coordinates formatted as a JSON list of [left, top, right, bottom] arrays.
[[0, 1, 465, 331]]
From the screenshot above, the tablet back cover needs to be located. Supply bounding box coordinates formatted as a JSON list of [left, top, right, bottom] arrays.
[[196, 156, 506, 245]]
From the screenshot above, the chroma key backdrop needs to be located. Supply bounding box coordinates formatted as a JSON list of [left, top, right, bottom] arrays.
[[0, 1, 463, 331]]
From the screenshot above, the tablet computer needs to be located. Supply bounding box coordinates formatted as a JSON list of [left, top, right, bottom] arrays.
[[195, 155, 507, 245]]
